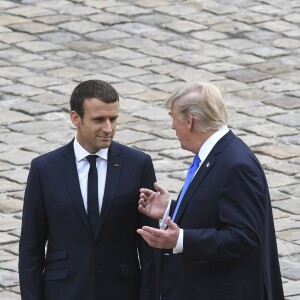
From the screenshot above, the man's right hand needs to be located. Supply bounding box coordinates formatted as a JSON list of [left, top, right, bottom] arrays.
[[138, 182, 170, 220]]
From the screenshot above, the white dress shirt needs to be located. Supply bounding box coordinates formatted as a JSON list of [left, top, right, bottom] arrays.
[[73, 137, 108, 214], [161, 126, 230, 253]]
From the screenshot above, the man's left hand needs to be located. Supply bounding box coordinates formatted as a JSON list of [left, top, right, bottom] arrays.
[[137, 217, 179, 249]]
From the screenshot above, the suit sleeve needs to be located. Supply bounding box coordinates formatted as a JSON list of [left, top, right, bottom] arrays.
[[19, 159, 48, 299], [183, 161, 266, 262], [137, 155, 160, 300]]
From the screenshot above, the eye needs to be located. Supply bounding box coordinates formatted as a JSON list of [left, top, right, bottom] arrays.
[[94, 118, 103, 122], [110, 116, 118, 122]]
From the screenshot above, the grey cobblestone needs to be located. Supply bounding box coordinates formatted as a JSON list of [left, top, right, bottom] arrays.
[[9, 23, 58, 35], [0, 200, 23, 214], [0, 0, 299, 298]]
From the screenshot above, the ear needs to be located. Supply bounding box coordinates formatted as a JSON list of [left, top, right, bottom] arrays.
[[70, 111, 81, 128], [187, 115, 194, 130]]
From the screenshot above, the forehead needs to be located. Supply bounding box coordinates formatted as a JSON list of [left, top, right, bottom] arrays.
[[83, 98, 119, 114], [169, 102, 178, 115], [84, 98, 118, 108]]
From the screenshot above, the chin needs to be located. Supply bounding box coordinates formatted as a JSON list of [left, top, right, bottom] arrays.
[[180, 143, 186, 150], [180, 144, 192, 152], [100, 141, 112, 149]]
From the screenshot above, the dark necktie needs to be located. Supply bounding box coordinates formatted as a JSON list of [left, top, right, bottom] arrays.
[[86, 155, 99, 233], [172, 154, 201, 221]]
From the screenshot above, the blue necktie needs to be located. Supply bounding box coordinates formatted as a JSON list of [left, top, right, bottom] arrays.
[[172, 154, 201, 221], [86, 155, 99, 233]]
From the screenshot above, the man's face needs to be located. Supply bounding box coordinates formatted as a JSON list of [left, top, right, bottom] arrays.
[[169, 103, 190, 151], [71, 98, 119, 153]]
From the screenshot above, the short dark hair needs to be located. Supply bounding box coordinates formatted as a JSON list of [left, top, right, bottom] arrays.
[[70, 80, 119, 118]]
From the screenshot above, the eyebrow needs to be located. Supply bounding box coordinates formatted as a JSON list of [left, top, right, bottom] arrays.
[[91, 114, 118, 120]]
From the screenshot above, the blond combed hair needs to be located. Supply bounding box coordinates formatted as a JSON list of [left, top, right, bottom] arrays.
[[165, 82, 228, 133]]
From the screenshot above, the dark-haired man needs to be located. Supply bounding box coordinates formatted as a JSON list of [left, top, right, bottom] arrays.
[[19, 80, 159, 300]]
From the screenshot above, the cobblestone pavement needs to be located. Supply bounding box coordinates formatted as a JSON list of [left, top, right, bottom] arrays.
[[0, 0, 299, 299]]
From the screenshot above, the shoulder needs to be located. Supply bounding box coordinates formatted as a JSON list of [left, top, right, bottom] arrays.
[[33, 141, 73, 165], [219, 131, 255, 158], [221, 133, 264, 175], [229, 135, 258, 160]]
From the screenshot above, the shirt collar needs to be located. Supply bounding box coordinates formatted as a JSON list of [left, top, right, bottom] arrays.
[[73, 136, 108, 162], [198, 126, 229, 163]]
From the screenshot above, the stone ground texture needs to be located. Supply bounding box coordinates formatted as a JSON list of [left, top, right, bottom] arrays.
[[0, 0, 300, 299]]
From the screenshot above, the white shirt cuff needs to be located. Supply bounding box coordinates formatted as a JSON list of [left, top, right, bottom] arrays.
[[173, 228, 183, 253]]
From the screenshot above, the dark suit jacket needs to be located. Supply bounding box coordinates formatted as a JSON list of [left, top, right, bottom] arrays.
[[19, 140, 160, 300], [161, 131, 284, 300]]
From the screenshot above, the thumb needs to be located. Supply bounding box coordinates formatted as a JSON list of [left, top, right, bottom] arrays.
[[154, 182, 167, 195], [165, 217, 177, 229]]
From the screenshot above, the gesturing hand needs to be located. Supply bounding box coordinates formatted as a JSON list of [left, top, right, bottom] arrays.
[[137, 217, 180, 249], [138, 182, 170, 220]]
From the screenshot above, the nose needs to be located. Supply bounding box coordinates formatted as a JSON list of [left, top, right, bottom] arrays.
[[171, 119, 175, 130], [103, 119, 112, 133]]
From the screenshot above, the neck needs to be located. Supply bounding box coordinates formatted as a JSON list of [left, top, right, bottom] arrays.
[[193, 130, 216, 154]]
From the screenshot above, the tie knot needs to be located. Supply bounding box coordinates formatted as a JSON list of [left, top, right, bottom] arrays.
[[192, 154, 201, 167], [86, 155, 98, 167]]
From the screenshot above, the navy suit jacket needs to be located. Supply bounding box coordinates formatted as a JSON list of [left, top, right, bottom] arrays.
[[161, 131, 284, 300], [19, 140, 160, 300]]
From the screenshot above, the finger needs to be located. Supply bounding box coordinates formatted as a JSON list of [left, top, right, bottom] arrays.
[[137, 228, 158, 242], [141, 226, 164, 238], [138, 204, 147, 213], [137, 228, 145, 235], [140, 188, 153, 196], [141, 226, 156, 233], [137, 229, 152, 244], [139, 193, 147, 201], [139, 192, 146, 198], [137, 230, 161, 248], [138, 198, 146, 206]]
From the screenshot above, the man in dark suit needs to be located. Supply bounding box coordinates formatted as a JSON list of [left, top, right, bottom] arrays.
[[137, 82, 284, 300], [19, 80, 159, 300]]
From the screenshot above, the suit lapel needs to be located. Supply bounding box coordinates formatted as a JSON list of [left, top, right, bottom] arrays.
[[173, 157, 216, 224], [62, 141, 94, 238], [173, 131, 235, 223], [95, 142, 123, 237]]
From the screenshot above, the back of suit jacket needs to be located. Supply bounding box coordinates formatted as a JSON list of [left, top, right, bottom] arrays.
[[161, 131, 284, 300], [19, 140, 159, 300]]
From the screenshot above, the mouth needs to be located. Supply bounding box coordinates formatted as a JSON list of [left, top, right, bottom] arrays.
[[97, 136, 112, 141]]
